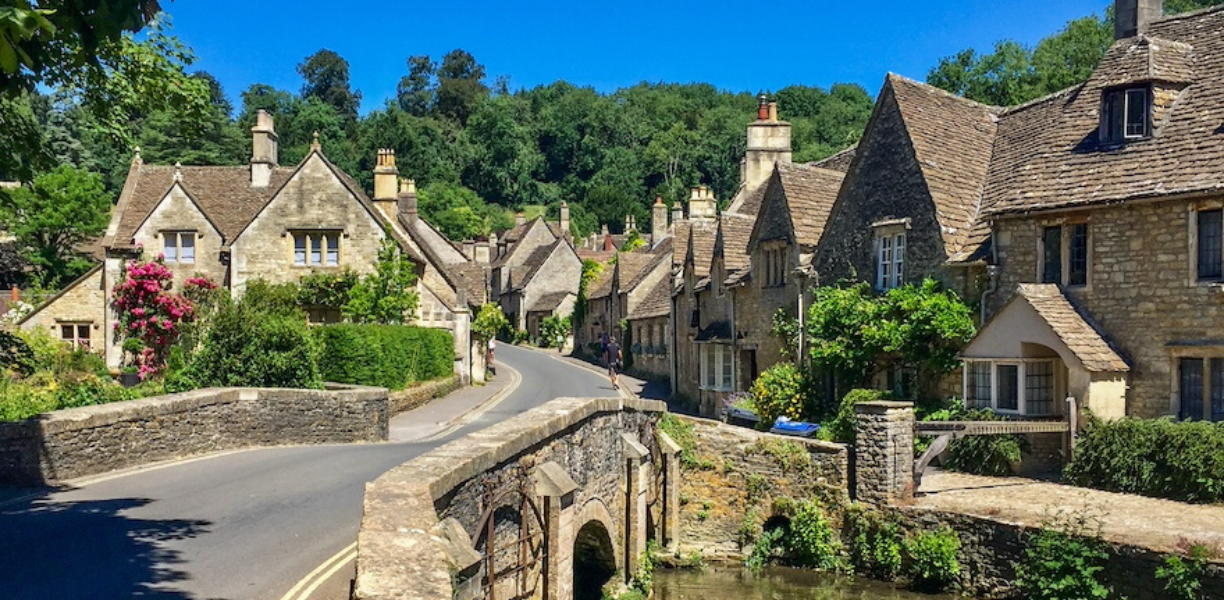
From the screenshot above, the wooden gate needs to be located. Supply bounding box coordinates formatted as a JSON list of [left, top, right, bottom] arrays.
[[913, 412, 1073, 487], [470, 479, 548, 600]]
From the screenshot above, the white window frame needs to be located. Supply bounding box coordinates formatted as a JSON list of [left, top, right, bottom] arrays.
[[292, 230, 342, 267], [59, 322, 92, 350], [699, 343, 735, 392], [163, 231, 196, 264], [962, 359, 1060, 417], [1124, 88, 1148, 139], [875, 231, 905, 291]]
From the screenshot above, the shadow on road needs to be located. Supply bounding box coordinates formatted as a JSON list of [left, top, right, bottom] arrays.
[[0, 488, 212, 599]]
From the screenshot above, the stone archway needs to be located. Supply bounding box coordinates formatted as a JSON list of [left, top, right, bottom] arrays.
[[572, 519, 617, 600]]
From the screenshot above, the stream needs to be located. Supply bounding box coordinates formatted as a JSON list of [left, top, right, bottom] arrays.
[[654, 565, 961, 600]]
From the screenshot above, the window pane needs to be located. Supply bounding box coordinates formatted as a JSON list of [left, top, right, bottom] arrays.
[[326, 234, 339, 266], [1068, 224, 1088, 286], [1180, 358, 1205, 421], [893, 234, 905, 288], [309, 234, 322, 265], [77, 325, 91, 349], [1125, 89, 1147, 138], [61, 324, 73, 341], [1212, 359, 1224, 422], [1025, 361, 1055, 415], [164, 233, 177, 262], [180, 233, 195, 264], [1198, 210, 1222, 280], [997, 365, 1020, 411], [721, 346, 733, 389], [878, 237, 892, 289], [1041, 226, 1062, 284], [1106, 91, 1125, 142], [294, 233, 307, 266], [966, 362, 991, 409]]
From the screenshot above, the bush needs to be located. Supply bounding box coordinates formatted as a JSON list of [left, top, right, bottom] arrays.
[[1016, 510, 1112, 600], [820, 388, 887, 443], [658, 413, 700, 469], [315, 324, 453, 390], [1064, 416, 1224, 503], [181, 295, 322, 389], [0, 374, 165, 422], [0, 330, 34, 375], [749, 362, 807, 426], [847, 506, 902, 580], [785, 499, 845, 571], [903, 527, 961, 591], [1157, 545, 1210, 600]]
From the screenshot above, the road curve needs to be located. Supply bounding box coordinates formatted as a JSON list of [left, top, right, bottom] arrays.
[[0, 344, 616, 600]]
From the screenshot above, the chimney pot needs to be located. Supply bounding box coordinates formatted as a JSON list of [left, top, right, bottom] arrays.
[[10, 287, 18, 303], [757, 94, 770, 120], [768, 102, 779, 122], [397, 177, 419, 224]]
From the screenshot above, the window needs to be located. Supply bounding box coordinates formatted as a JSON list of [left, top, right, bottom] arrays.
[[1177, 357, 1224, 422], [763, 247, 787, 287], [1102, 87, 1150, 142], [700, 344, 734, 391], [1037, 223, 1090, 287], [59, 323, 91, 349], [292, 231, 341, 267], [1197, 209, 1223, 281], [163, 232, 196, 264], [876, 232, 905, 291], [962, 360, 1059, 416]]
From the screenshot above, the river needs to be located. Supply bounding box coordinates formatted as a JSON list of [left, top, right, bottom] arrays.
[[654, 565, 961, 600]]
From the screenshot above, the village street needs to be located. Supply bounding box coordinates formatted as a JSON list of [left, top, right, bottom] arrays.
[[0, 345, 616, 600]]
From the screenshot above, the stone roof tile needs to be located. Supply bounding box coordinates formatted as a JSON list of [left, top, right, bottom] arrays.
[[1018, 284, 1130, 372]]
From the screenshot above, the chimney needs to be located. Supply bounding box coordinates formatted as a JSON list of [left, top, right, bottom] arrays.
[[250, 109, 278, 188], [744, 96, 792, 191], [689, 186, 717, 221], [475, 238, 491, 264], [672, 200, 683, 224], [1116, 0, 1163, 39], [516, 212, 526, 227], [373, 149, 399, 219], [560, 201, 571, 239], [652, 196, 668, 246], [488, 232, 499, 260], [589, 232, 597, 249], [10, 287, 18, 304], [757, 94, 769, 120], [462, 240, 475, 260], [397, 178, 418, 224]]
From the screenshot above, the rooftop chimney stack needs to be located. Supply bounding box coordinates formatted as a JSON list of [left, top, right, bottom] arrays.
[[560, 201, 571, 239], [689, 186, 717, 221], [1116, 0, 1163, 39], [744, 96, 792, 192], [397, 178, 418, 224], [462, 240, 475, 260], [652, 196, 668, 246], [516, 212, 526, 227], [488, 232, 499, 260], [250, 109, 278, 188], [373, 149, 399, 219], [474, 238, 491, 264], [672, 199, 684, 224]]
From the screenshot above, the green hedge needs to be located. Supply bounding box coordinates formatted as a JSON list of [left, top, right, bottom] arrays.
[[314, 324, 453, 391], [1064, 417, 1224, 503]]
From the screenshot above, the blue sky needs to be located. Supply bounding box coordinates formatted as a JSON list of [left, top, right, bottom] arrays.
[[166, 0, 1113, 113]]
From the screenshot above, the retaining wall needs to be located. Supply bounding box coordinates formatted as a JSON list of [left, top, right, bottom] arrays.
[[0, 383, 389, 485], [387, 377, 460, 415]]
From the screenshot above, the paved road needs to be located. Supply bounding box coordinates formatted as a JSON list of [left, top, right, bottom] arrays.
[[0, 345, 616, 600]]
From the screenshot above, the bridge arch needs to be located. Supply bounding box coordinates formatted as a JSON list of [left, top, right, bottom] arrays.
[[573, 518, 617, 600]]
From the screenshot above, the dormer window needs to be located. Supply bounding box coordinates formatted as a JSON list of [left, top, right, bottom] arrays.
[[1102, 87, 1150, 142]]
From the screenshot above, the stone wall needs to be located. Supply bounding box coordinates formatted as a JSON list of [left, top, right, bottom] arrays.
[[0, 384, 388, 485], [132, 185, 228, 288], [674, 416, 849, 557], [387, 377, 460, 415], [992, 197, 1224, 418], [854, 401, 915, 505]]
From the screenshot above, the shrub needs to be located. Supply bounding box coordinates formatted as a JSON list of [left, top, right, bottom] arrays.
[[785, 499, 846, 571], [658, 413, 701, 469], [0, 330, 34, 376], [820, 388, 887, 443], [110, 259, 207, 379], [847, 505, 902, 580], [1157, 545, 1210, 600], [903, 527, 961, 591], [315, 324, 453, 390], [749, 362, 807, 426], [538, 315, 570, 348], [181, 294, 322, 389], [1065, 416, 1224, 503], [0, 375, 165, 422], [1016, 509, 1112, 600]]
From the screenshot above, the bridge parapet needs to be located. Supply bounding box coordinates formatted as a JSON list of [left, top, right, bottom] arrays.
[[355, 396, 674, 600]]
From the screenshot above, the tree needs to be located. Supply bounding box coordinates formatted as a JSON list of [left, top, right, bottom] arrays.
[[397, 55, 435, 116], [472, 302, 509, 341], [435, 49, 488, 125], [138, 72, 245, 166], [0, 165, 110, 288], [343, 233, 419, 324], [297, 49, 361, 127], [110, 259, 209, 379]]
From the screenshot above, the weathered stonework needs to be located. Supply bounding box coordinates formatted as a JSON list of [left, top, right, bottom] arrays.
[[854, 401, 915, 506], [0, 384, 389, 485], [387, 377, 461, 415], [18, 266, 106, 349]]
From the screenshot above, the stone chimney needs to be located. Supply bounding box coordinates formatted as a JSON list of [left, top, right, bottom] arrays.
[[462, 240, 475, 260], [560, 201, 571, 239], [744, 96, 792, 192], [652, 197, 668, 246], [475, 238, 491, 264], [397, 178, 418, 224], [250, 109, 278, 188], [516, 212, 526, 227], [488, 232, 499, 260], [688, 186, 718, 221], [373, 149, 399, 220], [672, 200, 683, 224], [1116, 0, 1163, 39]]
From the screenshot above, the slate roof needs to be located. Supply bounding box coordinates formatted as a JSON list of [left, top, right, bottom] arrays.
[[627, 276, 671, 321], [777, 163, 844, 248], [717, 213, 755, 275], [806, 146, 857, 172], [587, 267, 615, 300], [683, 220, 719, 278], [727, 181, 768, 218], [887, 74, 1000, 262], [984, 8, 1224, 216], [695, 320, 732, 342], [529, 290, 573, 313], [1014, 284, 1130, 372], [109, 163, 295, 247], [625, 239, 673, 293], [615, 253, 656, 291], [509, 242, 559, 292]]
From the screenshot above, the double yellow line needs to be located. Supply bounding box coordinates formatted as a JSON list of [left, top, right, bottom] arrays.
[[278, 541, 357, 600]]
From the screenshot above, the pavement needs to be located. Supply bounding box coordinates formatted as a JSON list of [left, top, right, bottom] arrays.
[[0, 344, 616, 600]]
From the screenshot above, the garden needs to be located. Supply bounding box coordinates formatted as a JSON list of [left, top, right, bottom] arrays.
[[0, 237, 456, 423]]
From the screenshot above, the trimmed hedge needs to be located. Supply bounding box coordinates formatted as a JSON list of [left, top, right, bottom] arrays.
[[315, 324, 453, 391], [1064, 417, 1224, 503]]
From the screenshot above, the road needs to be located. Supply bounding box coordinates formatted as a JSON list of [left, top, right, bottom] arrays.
[[0, 345, 616, 600]]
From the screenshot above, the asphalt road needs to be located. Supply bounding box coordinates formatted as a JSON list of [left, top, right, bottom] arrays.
[[0, 345, 616, 600]]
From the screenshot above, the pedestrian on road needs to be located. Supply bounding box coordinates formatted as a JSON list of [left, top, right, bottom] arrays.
[[488, 338, 496, 368], [606, 336, 622, 389]]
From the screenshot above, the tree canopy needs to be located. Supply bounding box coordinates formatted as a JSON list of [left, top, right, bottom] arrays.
[[0, 165, 110, 288]]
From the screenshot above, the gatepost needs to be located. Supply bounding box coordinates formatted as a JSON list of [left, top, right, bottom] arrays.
[[656, 430, 681, 549], [854, 401, 915, 505], [534, 461, 579, 600]]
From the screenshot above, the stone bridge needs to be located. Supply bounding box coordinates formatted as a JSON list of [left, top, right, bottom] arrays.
[[354, 397, 680, 600]]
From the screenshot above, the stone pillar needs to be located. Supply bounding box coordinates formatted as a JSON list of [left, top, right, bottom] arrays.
[[621, 433, 649, 583], [453, 302, 472, 385], [534, 462, 579, 600], [657, 430, 682, 550], [854, 401, 915, 506]]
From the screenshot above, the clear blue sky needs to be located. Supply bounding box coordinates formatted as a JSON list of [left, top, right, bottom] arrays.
[[165, 0, 1113, 113]]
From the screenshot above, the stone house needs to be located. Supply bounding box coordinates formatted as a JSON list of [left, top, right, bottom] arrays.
[[488, 208, 582, 339], [964, 1, 1224, 420], [19, 112, 486, 381]]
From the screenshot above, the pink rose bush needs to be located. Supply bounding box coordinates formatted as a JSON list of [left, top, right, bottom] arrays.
[[110, 259, 216, 380]]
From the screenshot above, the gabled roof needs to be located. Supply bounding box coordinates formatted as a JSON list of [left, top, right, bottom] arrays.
[[683, 220, 719, 279], [627, 276, 671, 321], [776, 163, 844, 249], [624, 239, 673, 293], [984, 8, 1224, 216], [806, 146, 857, 173], [510, 241, 561, 292], [887, 74, 1000, 262], [529, 290, 573, 313], [587, 267, 615, 300], [716, 213, 755, 275], [614, 253, 655, 291]]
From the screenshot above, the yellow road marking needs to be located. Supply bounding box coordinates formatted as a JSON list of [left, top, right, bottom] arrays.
[[417, 362, 522, 443], [279, 541, 356, 600]]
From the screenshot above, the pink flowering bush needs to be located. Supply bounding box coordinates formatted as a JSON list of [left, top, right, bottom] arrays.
[[110, 259, 215, 379]]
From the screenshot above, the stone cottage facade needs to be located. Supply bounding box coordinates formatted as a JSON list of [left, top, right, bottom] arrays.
[[20, 112, 485, 381], [488, 212, 582, 339]]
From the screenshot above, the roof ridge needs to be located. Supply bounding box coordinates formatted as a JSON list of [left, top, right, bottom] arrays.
[[887, 72, 1003, 112], [1153, 3, 1224, 25], [997, 82, 1082, 117]]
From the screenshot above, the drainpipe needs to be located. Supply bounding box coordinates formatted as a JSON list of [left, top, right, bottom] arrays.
[[981, 265, 999, 324]]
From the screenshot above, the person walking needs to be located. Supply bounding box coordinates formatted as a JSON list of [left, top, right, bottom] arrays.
[[606, 336, 622, 390], [487, 338, 496, 368]]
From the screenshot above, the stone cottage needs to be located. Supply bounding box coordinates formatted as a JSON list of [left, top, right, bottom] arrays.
[[20, 112, 486, 381], [488, 207, 582, 339]]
